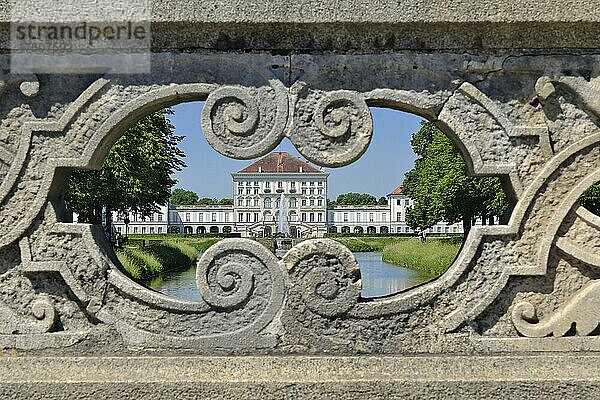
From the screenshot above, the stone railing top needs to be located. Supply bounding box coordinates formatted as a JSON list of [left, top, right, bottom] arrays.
[[1, 0, 599, 23], [2, 0, 600, 51]]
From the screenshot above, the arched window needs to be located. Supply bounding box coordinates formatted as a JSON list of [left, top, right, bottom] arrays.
[[289, 197, 297, 208], [264, 197, 272, 208], [289, 211, 297, 222], [264, 211, 272, 221]]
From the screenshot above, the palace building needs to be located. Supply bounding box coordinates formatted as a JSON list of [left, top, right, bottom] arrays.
[[111, 152, 464, 237]]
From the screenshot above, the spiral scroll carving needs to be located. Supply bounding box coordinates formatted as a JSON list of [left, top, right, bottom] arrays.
[[196, 238, 281, 311], [290, 90, 373, 167], [283, 239, 361, 318], [0, 295, 56, 335], [201, 84, 287, 159], [512, 280, 600, 337]]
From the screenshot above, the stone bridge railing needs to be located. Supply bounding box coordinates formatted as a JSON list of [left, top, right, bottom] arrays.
[[0, 1, 599, 398]]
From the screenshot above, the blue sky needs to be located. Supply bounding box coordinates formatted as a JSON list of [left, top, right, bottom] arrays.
[[168, 102, 423, 200]]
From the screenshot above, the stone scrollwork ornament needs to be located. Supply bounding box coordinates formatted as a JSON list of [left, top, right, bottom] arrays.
[[289, 90, 373, 167], [512, 280, 600, 338], [283, 239, 362, 318], [201, 84, 287, 159]]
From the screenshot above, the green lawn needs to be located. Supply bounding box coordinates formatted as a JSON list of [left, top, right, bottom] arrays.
[[330, 236, 461, 277]]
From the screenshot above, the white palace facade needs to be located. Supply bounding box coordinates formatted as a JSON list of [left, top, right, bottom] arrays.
[[112, 152, 465, 237]]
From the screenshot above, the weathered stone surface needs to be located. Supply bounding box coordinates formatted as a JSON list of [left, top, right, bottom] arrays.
[[0, 1, 598, 396]]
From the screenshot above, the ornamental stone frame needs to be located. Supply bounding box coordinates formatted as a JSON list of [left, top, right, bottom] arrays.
[[1, 1, 600, 397]]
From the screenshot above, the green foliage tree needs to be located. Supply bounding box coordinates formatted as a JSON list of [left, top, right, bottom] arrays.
[[580, 182, 600, 215], [66, 109, 185, 232], [197, 197, 218, 205], [170, 188, 199, 205], [218, 198, 234, 205], [378, 196, 388, 205], [335, 192, 378, 206], [403, 121, 508, 234]]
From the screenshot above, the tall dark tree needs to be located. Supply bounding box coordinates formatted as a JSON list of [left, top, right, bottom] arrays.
[[66, 109, 185, 233], [403, 121, 508, 235]]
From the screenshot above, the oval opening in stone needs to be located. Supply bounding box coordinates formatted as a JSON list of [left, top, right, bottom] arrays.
[[63, 102, 513, 301]]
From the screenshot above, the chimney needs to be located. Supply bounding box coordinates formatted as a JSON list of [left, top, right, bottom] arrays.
[[258, 166, 262, 173]]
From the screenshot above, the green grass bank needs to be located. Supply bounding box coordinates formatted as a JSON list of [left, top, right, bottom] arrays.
[[329, 236, 461, 277], [116, 237, 212, 280]]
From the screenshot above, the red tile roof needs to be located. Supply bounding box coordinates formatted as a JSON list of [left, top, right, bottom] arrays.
[[388, 185, 404, 195], [238, 152, 322, 173]]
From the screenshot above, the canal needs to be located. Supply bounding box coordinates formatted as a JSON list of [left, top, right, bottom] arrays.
[[146, 251, 430, 301]]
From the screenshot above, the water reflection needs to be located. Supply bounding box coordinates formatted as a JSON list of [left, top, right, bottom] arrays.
[[146, 251, 430, 302]]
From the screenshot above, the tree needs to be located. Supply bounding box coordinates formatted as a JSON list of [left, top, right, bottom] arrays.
[[580, 183, 600, 215], [171, 188, 199, 205], [403, 121, 508, 235], [198, 197, 218, 205], [66, 109, 185, 233], [335, 192, 378, 206], [218, 198, 234, 205], [378, 196, 388, 205]]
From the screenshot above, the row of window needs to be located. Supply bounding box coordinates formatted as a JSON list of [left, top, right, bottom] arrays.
[[116, 226, 163, 234], [236, 211, 324, 223], [236, 181, 324, 187], [180, 212, 230, 223], [340, 212, 387, 222], [237, 187, 324, 195], [237, 197, 325, 208], [116, 213, 163, 222]]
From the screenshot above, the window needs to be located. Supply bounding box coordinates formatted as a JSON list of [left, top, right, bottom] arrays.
[[246, 188, 251, 195], [310, 189, 314, 195], [289, 197, 297, 208], [317, 198, 323, 206], [254, 198, 258, 206], [278, 181, 283, 188], [382, 213, 387, 222], [302, 188, 307, 195], [396, 227, 402, 233], [117, 227, 122, 233], [185, 213, 191, 222], [369, 213, 374, 222], [310, 182, 315, 186], [254, 188, 259, 194], [289, 211, 297, 221], [397, 199, 401, 205], [134, 227, 138, 233], [254, 213, 259, 222], [397, 212, 402, 222], [238, 213, 243, 222], [264, 211, 272, 221], [246, 213, 251, 222], [225, 213, 229, 222], [246, 198, 251, 206], [317, 189, 323, 195], [158, 227, 162, 234], [238, 188, 244, 195], [302, 181, 307, 186], [310, 198, 315, 206], [357, 213, 361, 222], [199, 213, 204, 222], [302, 213, 307, 222], [212, 213, 217, 222], [150, 227, 154, 234], [318, 181, 323, 186], [264, 198, 272, 208], [310, 213, 315, 222], [291, 182, 296, 188], [150, 214, 154, 222], [265, 182, 271, 188], [238, 198, 243, 206], [343, 213, 348, 222], [157, 213, 162, 222], [317, 213, 323, 222], [302, 199, 307, 206]]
